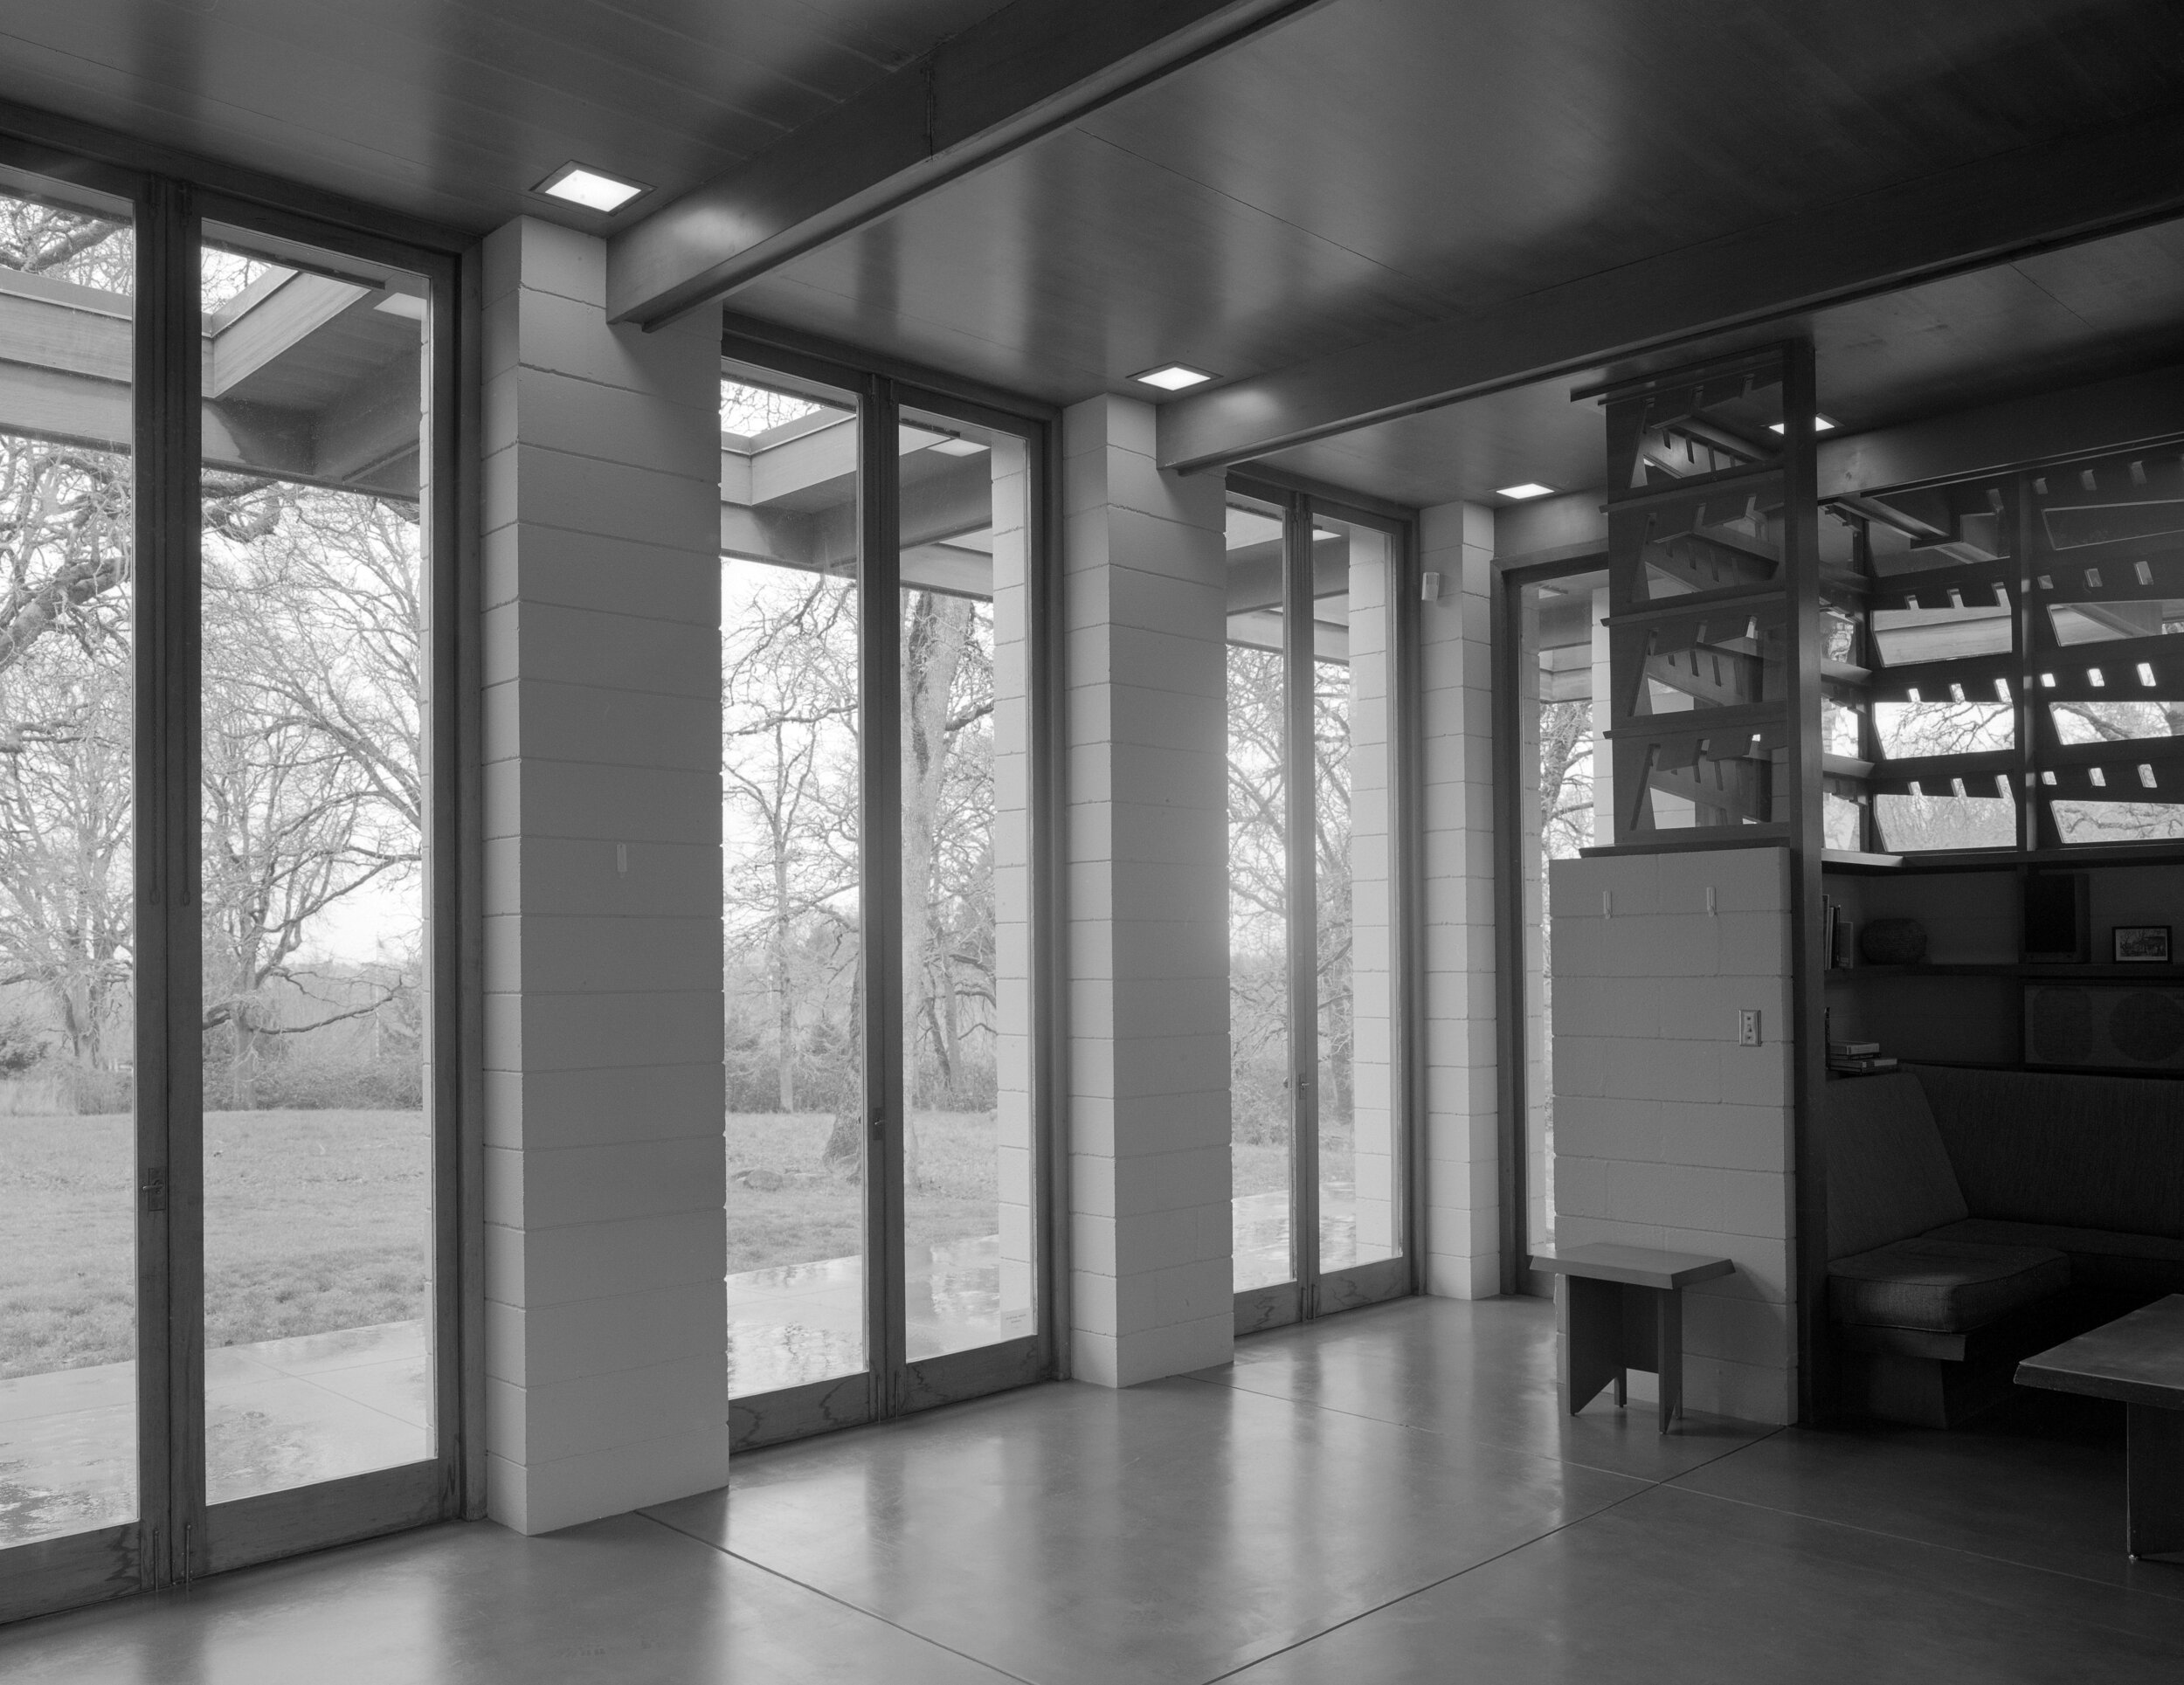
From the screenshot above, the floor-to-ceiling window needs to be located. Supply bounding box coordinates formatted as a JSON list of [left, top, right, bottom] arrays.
[[717, 349, 1052, 1447], [0, 162, 459, 1621], [1225, 480, 1413, 1330], [194, 218, 440, 1514], [0, 166, 142, 1566]]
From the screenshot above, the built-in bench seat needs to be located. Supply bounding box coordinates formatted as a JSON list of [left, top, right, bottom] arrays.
[[1821, 1064, 2184, 1426], [1828, 1236, 2070, 1336]]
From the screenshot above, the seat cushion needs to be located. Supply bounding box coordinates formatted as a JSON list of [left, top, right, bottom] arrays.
[[1925, 1217, 2184, 1295], [1820, 1072, 1970, 1260], [1827, 1238, 2070, 1334]]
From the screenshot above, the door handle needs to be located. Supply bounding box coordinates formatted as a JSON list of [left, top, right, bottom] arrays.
[[142, 1168, 167, 1213]]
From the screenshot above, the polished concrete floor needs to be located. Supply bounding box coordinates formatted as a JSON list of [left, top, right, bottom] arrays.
[[3, 1295, 2181, 1682]]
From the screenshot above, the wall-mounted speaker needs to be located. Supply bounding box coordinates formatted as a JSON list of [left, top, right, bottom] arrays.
[[2024, 984, 2184, 1071], [2022, 872, 2090, 963]]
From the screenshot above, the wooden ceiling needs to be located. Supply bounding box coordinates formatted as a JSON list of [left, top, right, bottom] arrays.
[[1261, 215, 2184, 509], [722, 0, 2184, 404], [0, 0, 1009, 232], [2, 0, 2180, 507]]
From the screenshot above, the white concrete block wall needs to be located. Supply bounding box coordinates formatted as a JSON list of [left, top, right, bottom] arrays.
[[1063, 394, 1234, 1386], [480, 218, 730, 1533], [1419, 502, 1500, 1298], [1548, 844, 1797, 1425]]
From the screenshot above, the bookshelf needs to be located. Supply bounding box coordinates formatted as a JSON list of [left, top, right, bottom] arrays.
[[1820, 852, 2184, 1073]]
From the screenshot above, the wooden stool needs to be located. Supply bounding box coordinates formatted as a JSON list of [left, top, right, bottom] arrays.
[[1529, 1243, 1734, 1432]]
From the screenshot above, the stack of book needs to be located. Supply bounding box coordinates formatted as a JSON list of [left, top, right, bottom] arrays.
[[1828, 1039, 1897, 1075], [1821, 896, 1855, 970]]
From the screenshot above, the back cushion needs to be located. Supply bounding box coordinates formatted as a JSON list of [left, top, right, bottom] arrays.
[[1910, 1065, 2184, 1240], [1820, 1072, 1970, 1260]]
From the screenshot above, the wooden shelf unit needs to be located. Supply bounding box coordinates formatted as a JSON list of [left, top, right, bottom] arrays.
[[1828, 963, 2184, 980], [1820, 847, 2184, 1074]]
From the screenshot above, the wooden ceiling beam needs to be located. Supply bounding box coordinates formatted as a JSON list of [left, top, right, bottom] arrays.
[[1158, 110, 2184, 475], [605, 0, 1332, 328]]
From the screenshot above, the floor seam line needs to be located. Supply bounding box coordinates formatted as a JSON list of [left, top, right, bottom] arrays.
[[1651, 1477, 2184, 1612], [1193, 1474, 1670, 1682], [635, 1509, 1043, 1685], [1177, 1370, 1780, 1488]]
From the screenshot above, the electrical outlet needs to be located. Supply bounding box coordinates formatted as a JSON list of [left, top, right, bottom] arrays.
[[1738, 1009, 1761, 1046]]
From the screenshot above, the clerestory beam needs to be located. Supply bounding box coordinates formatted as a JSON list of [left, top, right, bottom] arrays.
[[605, 0, 1331, 328]]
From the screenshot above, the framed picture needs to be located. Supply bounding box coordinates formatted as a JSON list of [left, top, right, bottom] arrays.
[[2113, 925, 2172, 963]]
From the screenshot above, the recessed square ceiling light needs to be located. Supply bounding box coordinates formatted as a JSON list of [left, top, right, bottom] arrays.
[[374, 293, 427, 321], [930, 437, 986, 456], [1769, 415, 1837, 434], [535, 162, 650, 214], [1131, 363, 1216, 391], [1496, 482, 1555, 500]]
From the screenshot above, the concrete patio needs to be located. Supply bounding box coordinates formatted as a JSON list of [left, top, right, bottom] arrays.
[[0, 1321, 432, 1550]]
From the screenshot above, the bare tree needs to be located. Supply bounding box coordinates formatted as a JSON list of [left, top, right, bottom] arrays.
[[722, 568, 860, 1119], [197, 483, 425, 1101], [717, 566, 1002, 1186], [1538, 701, 1595, 860], [0, 199, 131, 292], [1226, 645, 1289, 1142], [0, 199, 426, 1108], [0, 606, 132, 1083], [900, 590, 993, 1101]]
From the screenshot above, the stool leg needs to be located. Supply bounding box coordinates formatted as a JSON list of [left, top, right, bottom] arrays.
[[2127, 1405, 2184, 1561], [1561, 1276, 1623, 1416], [1656, 1289, 1683, 1433]]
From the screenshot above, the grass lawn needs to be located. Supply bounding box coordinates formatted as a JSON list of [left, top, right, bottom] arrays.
[[7, 1107, 1317, 1379], [1233, 1138, 1290, 1198], [0, 1109, 429, 1379], [726, 1110, 1006, 1274]]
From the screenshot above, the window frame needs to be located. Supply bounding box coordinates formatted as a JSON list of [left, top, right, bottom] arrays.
[[1224, 471, 1423, 1332], [716, 328, 1067, 1449], [0, 141, 472, 1624]]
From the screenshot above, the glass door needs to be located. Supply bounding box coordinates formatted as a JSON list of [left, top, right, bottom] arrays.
[[191, 211, 452, 1569], [895, 403, 1039, 1382], [720, 359, 1049, 1448], [720, 369, 869, 1427], [1226, 484, 1412, 1332], [0, 166, 459, 1624], [0, 164, 146, 1615]]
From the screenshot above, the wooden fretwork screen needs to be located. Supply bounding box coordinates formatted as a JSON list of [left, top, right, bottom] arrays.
[[1587, 346, 1826, 846], [1835, 445, 2184, 853]]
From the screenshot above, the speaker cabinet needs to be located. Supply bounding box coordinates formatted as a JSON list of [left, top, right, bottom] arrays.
[[2022, 872, 2090, 963], [2024, 984, 2184, 1070]]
